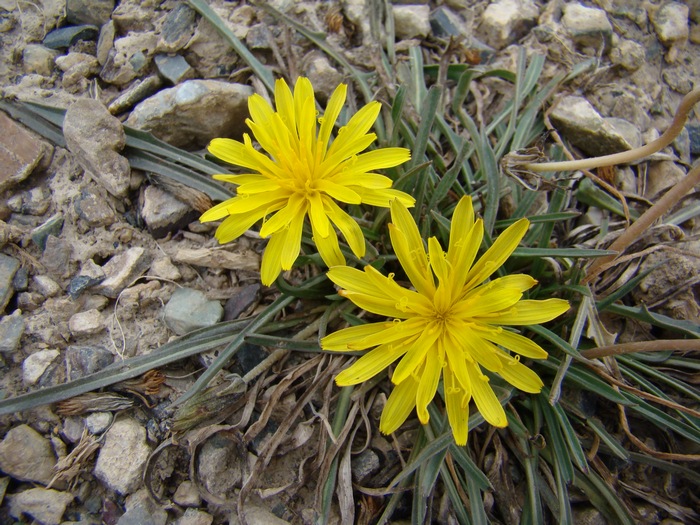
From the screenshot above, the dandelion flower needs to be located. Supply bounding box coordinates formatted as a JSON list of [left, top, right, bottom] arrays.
[[200, 77, 414, 285], [321, 197, 569, 445]]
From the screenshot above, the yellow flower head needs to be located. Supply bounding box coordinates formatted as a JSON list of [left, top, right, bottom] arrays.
[[200, 77, 414, 285], [321, 197, 569, 445]]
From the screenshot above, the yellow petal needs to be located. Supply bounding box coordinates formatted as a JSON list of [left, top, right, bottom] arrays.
[[214, 211, 264, 244], [443, 331, 471, 395], [325, 199, 365, 257], [280, 207, 305, 270], [259, 232, 286, 286], [347, 148, 411, 173], [485, 299, 570, 326], [391, 324, 441, 384], [321, 321, 395, 351], [351, 317, 426, 350], [331, 173, 394, 189], [416, 341, 444, 424], [335, 341, 411, 385], [467, 364, 507, 427], [326, 101, 381, 159], [497, 354, 544, 393], [444, 364, 470, 445], [428, 236, 449, 284], [317, 179, 362, 204], [259, 193, 306, 238], [353, 187, 416, 208], [274, 78, 295, 133], [388, 224, 434, 298], [379, 375, 419, 435], [476, 327, 548, 359], [464, 218, 529, 290], [314, 227, 345, 268], [340, 290, 410, 319], [317, 83, 346, 158], [308, 191, 330, 238]]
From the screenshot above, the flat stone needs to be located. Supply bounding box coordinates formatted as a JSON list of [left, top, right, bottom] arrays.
[[42, 25, 99, 49], [479, 0, 538, 49], [301, 53, 343, 103], [609, 39, 646, 71], [173, 481, 201, 507], [0, 310, 25, 354], [30, 214, 64, 250], [73, 187, 118, 226], [392, 5, 431, 39], [141, 185, 196, 239], [66, 0, 115, 27], [159, 3, 196, 52], [12, 267, 28, 292], [118, 489, 168, 525], [108, 75, 162, 115], [93, 247, 151, 298], [651, 2, 689, 46], [85, 412, 113, 434], [164, 287, 223, 335], [69, 309, 105, 336], [8, 487, 73, 525], [224, 283, 260, 321], [100, 32, 158, 86], [8, 187, 51, 215], [150, 256, 181, 281], [97, 20, 116, 65], [63, 99, 131, 198], [65, 344, 114, 380], [40, 236, 73, 278], [174, 508, 214, 525], [94, 418, 151, 495], [645, 161, 686, 199], [0, 424, 56, 484], [172, 247, 260, 271], [550, 96, 639, 157], [22, 44, 59, 75], [0, 253, 20, 313], [0, 111, 53, 193], [23, 349, 61, 385], [126, 80, 253, 149], [154, 54, 195, 85], [33, 275, 61, 297], [562, 3, 613, 49], [351, 449, 380, 483]]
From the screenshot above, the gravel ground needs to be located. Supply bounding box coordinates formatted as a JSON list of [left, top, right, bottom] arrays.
[[0, 1, 698, 524]]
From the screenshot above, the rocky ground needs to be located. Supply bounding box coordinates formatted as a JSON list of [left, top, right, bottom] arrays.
[[0, 0, 699, 524]]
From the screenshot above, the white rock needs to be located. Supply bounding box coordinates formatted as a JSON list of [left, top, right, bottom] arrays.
[[69, 308, 105, 336], [479, 0, 539, 49], [0, 424, 56, 484], [22, 44, 59, 76], [8, 487, 73, 525], [23, 349, 60, 385], [86, 411, 113, 434], [610, 39, 646, 71], [173, 480, 201, 507], [33, 275, 61, 297], [651, 2, 689, 46], [174, 508, 214, 525], [392, 5, 431, 40], [150, 256, 182, 281], [562, 3, 613, 49], [94, 247, 151, 298], [94, 418, 151, 494]]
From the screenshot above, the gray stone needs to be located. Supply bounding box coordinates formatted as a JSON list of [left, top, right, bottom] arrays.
[[94, 418, 151, 494], [62, 417, 85, 443], [141, 185, 196, 239], [159, 3, 196, 52], [651, 2, 689, 46], [93, 247, 151, 298], [55, 51, 100, 73], [69, 309, 105, 336], [562, 3, 613, 49], [12, 267, 29, 292], [40, 235, 73, 278], [645, 161, 686, 199], [550, 96, 639, 157], [174, 508, 214, 525], [118, 489, 168, 525], [126, 80, 253, 149], [65, 344, 114, 380], [610, 39, 646, 71], [0, 424, 56, 484], [22, 44, 59, 75], [8, 487, 73, 525], [63, 99, 131, 198], [0, 111, 53, 193], [8, 187, 51, 215], [23, 349, 61, 385], [164, 287, 223, 335], [97, 20, 116, 65], [351, 449, 380, 483], [479, 0, 538, 49], [66, 0, 115, 27], [33, 275, 61, 297], [30, 214, 64, 250], [42, 25, 99, 49], [230, 506, 291, 525], [687, 123, 700, 155], [302, 53, 343, 103], [56, 52, 101, 92], [108, 75, 163, 115], [605, 118, 641, 149], [100, 32, 158, 86], [392, 5, 431, 39], [85, 412, 113, 434], [73, 187, 118, 226], [150, 256, 181, 281], [0, 311, 25, 354], [68, 261, 106, 298], [0, 253, 20, 313], [245, 24, 273, 50], [224, 283, 260, 321], [154, 54, 195, 85], [173, 481, 201, 507]]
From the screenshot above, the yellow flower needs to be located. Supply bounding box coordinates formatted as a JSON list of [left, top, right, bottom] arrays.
[[321, 197, 569, 445], [200, 77, 414, 285]]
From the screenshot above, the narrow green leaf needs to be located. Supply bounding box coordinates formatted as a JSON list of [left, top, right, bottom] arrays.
[[586, 418, 630, 460]]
